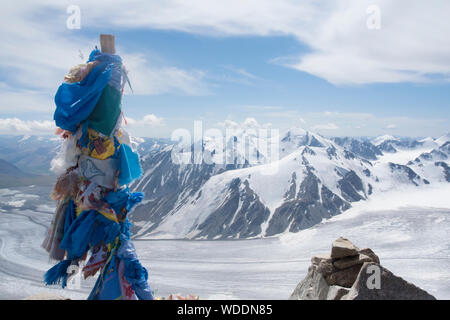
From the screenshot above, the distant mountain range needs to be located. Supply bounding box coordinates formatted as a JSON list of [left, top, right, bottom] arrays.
[[0, 135, 58, 187], [0, 135, 59, 175], [1, 131, 449, 239], [128, 130, 450, 240], [0, 158, 54, 188]]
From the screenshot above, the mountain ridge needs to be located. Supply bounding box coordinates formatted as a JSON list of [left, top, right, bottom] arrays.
[[0, 131, 448, 239], [129, 129, 449, 240]]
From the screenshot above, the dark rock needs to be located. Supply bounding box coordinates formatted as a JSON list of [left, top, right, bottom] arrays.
[[283, 172, 297, 201], [331, 237, 359, 259], [337, 170, 366, 202], [327, 285, 350, 300], [388, 163, 424, 186], [345, 262, 436, 300], [332, 137, 382, 161], [290, 238, 436, 300], [435, 162, 450, 182], [321, 185, 351, 215], [265, 171, 349, 236], [326, 264, 362, 288], [358, 248, 380, 264], [378, 141, 397, 153], [333, 253, 372, 270], [196, 179, 271, 239], [311, 253, 331, 266], [317, 259, 336, 277], [289, 266, 329, 300]]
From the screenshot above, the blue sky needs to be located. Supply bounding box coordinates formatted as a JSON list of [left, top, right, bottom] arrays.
[[0, 1, 449, 138]]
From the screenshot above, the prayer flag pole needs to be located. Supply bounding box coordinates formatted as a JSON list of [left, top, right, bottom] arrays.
[[100, 34, 115, 54]]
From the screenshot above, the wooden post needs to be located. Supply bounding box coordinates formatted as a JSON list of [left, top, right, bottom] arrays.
[[100, 34, 115, 54]]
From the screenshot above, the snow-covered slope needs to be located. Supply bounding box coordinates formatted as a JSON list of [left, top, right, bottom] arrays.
[[129, 126, 279, 237], [406, 141, 450, 183], [371, 134, 449, 156], [1, 184, 449, 299], [280, 128, 326, 157], [435, 133, 450, 147]]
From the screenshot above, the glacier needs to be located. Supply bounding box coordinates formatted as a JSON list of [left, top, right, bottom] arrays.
[[0, 183, 448, 299]]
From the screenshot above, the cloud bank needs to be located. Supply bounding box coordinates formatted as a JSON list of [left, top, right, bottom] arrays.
[[0, 118, 55, 134], [26, 0, 450, 85]]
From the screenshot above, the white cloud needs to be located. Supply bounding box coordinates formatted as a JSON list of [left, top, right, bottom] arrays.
[[64, 0, 449, 85], [119, 114, 166, 137], [217, 119, 239, 129], [244, 105, 283, 111], [126, 114, 165, 127], [142, 114, 165, 126], [124, 117, 137, 125], [213, 65, 262, 86], [123, 53, 208, 96], [0, 1, 210, 112], [0, 3, 94, 91], [0, 118, 55, 134], [242, 117, 260, 128], [229, 67, 259, 80], [250, 109, 448, 137], [2, 0, 449, 96], [0, 89, 54, 113], [285, 1, 450, 84], [218, 117, 271, 130], [1, 1, 449, 139], [312, 123, 339, 131]]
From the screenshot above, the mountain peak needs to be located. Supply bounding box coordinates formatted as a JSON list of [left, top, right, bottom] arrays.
[[436, 133, 450, 146], [372, 134, 397, 146]]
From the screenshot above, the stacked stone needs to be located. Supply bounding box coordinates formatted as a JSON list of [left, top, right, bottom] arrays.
[[290, 237, 436, 300]]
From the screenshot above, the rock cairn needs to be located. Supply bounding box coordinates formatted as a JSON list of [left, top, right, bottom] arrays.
[[290, 237, 436, 300]]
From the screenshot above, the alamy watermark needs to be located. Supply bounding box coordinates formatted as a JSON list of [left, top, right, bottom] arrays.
[[66, 262, 83, 290], [366, 264, 381, 289], [170, 121, 280, 175], [367, 5, 381, 30], [66, 5, 81, 30]]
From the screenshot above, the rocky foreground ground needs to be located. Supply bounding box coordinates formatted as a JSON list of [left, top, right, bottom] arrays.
[[290, 237, 436, 300]]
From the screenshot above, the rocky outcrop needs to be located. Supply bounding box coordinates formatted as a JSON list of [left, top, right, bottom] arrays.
[[332, 137, 382, 161], [289, 237, 436, 300], [331, 237, 359, 259], [346, 262, 436, 300], [289, 265, 330, 300]]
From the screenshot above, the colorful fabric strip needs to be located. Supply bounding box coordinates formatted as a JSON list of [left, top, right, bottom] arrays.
[[87, 85, 122, 136], [54, 61, 112, 133]]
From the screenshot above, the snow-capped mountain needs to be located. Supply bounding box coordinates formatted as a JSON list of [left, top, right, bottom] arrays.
[[436, 133, 450, 147], [372, 134, 397, 147], [407, 141, 450, 183], [332, 137, 382, 160], [128, 126, 279, 237], [0, 135, 59, 174], [280, 128, 326, 156], [129, 129, 448, 240], [371, 134, 434, 153], [0, 131, 447, 240]]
